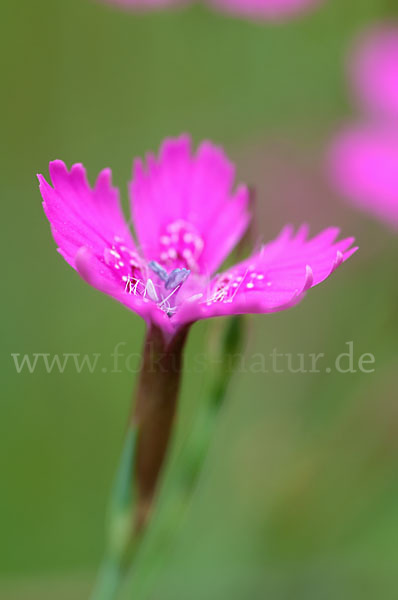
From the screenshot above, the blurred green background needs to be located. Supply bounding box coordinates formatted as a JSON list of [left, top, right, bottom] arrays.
[[2, 0, 398, 598]]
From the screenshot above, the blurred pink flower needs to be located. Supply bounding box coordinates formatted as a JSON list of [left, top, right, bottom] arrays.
[[101, 0, 323, 20], [39, 135, 356, 340], [103, 0, 185, 8], [328, 24, 398, 229], [329, 124, 398, 230], [350, 25, 398, 121], [208, 0, 322, 20]]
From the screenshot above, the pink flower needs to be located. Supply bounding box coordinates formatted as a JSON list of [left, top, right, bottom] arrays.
[[350, 25, 398, 122], [101, 0, 323, 20], [39, 135, 356, 340], [328, 124, 398, 230]]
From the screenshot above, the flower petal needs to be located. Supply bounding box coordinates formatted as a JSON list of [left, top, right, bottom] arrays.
[[129, 135, 250, 276], [175, 226, 357, 325], [39, 160, 135, 267], [39, 162, 170, 329]]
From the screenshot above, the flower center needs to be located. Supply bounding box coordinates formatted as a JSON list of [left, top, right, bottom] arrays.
[[142, 261, 191, 317], [105, 237, 192, 318]]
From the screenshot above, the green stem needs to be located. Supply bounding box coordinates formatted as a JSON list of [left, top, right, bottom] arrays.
[[120, 316, 246, 600], [90, 324, 190, 600], [132, 325, 190, 533]]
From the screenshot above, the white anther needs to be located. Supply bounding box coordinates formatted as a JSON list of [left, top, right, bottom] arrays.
[[145, 278, 159, 302]]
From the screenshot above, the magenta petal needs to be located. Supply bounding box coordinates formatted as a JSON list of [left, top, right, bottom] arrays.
[[129, 135, 250, 276], [174, 226, 357, 326], [328, 124, 398, 229], [39, 161, 135, 267], [350, 26, 398, 121], [75, 246, 126, 292], [39, 161, 168, 329]]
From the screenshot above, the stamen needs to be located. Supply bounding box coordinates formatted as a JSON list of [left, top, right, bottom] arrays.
[[148, 260, 168, 281], [145, 278, 159, 302], [165, 268, 190, 290], [229, 268, 249, 302], [118, 254, 191, 318], [124, 276, 142, 295], [158, 284, 183, 308]]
